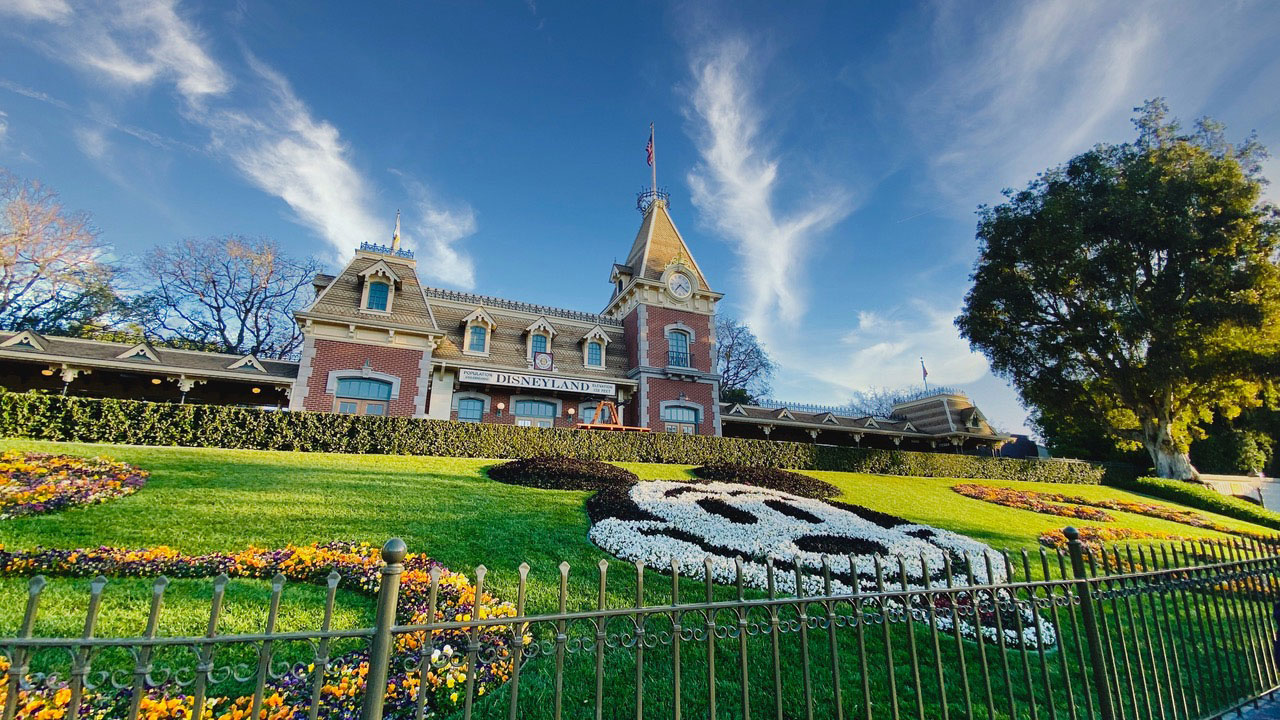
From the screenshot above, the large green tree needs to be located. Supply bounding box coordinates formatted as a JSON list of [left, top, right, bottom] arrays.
[[957, 100, 1280, 480]]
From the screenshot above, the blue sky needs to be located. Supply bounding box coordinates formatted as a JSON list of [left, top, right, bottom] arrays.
[[2, 0, 1278, 436]]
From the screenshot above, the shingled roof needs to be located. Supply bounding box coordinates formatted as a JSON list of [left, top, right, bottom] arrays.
[[622, 201, 712, 291], [430, 299, 630, 379], [300, 254, 439, 332]]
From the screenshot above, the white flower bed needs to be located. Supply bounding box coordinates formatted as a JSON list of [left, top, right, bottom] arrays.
[[588, 480, 1056, 649]]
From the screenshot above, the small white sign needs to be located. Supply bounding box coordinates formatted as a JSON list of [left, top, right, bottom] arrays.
[[458, 367, 616, 396]]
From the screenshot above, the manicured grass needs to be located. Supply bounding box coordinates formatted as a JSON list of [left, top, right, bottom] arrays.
[[0, 439, 1270, 719]]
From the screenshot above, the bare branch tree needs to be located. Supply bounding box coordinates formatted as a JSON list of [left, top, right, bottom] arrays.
[[131, 236, 321, 358], [0, 170, 117, 332], [715, 315, 776, 402]]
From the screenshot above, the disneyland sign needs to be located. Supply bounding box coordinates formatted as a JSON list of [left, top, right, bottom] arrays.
[[458, 368, 616, 396]]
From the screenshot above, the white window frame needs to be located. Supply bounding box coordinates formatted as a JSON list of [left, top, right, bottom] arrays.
[[462, 308, 497, 357]]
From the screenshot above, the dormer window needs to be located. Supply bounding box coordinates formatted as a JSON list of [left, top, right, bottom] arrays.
[[357, 259, 400, 313], [524, 317, 557, 362], [580, 325, 611, 368], [462, 307, 497, 357], [367, 280, 390, 311]]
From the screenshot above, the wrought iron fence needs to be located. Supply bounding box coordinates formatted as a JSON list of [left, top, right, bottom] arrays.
[[2, 528, 1279, 720]]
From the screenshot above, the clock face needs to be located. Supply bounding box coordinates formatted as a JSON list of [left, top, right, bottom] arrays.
[[667, 272, 693, 299]]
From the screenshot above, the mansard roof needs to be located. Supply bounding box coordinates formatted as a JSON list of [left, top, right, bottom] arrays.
[[429, 296, 629, 380], [300, 252, 439, 333], [622, 201, 711, 291]]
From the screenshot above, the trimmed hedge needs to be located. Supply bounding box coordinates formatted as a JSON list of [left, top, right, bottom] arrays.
[[1106, 476, 1280, 532], [488, 455, 638, 490], [0, 392, 1129, 483]]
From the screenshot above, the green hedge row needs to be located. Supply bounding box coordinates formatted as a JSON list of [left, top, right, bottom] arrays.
[[1107, 476, 1280, 532], [0, 392, 1130, 484]]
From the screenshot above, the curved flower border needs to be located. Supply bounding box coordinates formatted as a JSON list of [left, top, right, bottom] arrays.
[[953, 483, 1266, 539], [0, 542, 519, 719], [0, 452, 147, 519], [588, 480, 1056, 649]]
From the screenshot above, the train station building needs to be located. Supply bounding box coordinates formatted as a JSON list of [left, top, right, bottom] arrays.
[[0, 192, 1009, 453]]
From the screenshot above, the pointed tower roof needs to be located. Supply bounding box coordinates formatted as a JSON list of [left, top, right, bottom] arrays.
[[623, 200, 712, 291]]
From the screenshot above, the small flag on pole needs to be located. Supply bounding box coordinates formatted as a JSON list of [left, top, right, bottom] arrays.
[[391, 210, 401, 251], [920, 357, 929, 388], [645, 124, 655, 167]]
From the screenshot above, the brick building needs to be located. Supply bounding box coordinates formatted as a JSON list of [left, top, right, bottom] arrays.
[[0, 191, 1009, 452], [289, 191, 724, 435]]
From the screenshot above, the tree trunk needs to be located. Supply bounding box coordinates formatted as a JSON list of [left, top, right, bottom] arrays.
[[1141, 417, 1199, 481]]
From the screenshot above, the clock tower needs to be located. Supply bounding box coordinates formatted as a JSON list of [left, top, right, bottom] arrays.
[[604, 190, 723, 434]]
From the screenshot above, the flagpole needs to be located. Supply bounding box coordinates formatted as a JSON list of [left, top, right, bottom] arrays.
[[650, 122, 657, 196]]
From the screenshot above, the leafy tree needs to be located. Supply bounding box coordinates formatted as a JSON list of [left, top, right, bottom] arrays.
[[131, 236, 321, 358], [0, 170, 118, 333], [1190, 422, 1272, 475], [957, 100, 1280, 480], [716, 315, 776, 402]]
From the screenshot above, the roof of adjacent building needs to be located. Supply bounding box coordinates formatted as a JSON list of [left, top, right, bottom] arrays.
[[0, 331, 299, 382], [720, 402, 926, 435], [721, 391, 1007, 441]]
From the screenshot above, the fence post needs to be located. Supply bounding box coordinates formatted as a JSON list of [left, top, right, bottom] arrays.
[[362, 538, 407, 720], [1065, 527, 1116, 720]]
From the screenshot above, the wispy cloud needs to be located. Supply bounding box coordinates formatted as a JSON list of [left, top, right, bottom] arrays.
[[0, 110, 8, 146], [72, 125, 109, 160], [392, 171, 477, 289], [685, 38, 852, 342], [202, 56, 383, 264], [813, 301, 987, 392], [1, 0, 476, 274], [1, 0, 71, 22], [900, 0, 1280, 213]]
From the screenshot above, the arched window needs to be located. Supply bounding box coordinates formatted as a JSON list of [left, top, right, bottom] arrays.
[[457, 397, 484, 423], [667, 330, 691, 367], [335, 377, 392, 416], [366, 281, 390, 311], [514, 399, 557, 428], [531, 333, 548, 355], [586, 340, 603, 367], [661, 404, 699, 434], [468, 325, 488, 353]]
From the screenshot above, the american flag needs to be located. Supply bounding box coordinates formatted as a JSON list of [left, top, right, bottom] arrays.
[[645, 125, 654, 167], [920, 357, 928, 380]]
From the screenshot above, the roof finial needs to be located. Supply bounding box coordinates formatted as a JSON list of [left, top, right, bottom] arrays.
[[391, 210, 401, 252]]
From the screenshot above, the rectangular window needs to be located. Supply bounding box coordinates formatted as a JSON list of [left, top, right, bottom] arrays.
[[587, 341, 602, 366], [457, 397, 484, 422], [531, 334, 548, 354], [366, 281, 389, 311], [469, 326, 487, 352], [338, 401, 357, 414]]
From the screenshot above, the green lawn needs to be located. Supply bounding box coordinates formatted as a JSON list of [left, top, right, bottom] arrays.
[[0, 439, 1272, 719]]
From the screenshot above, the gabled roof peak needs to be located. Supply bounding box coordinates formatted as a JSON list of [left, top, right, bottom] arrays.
[[622, 199, 711, 292]]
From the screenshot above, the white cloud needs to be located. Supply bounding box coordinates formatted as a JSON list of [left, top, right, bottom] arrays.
[[72, 125, 109, 160], [902, 0, 1280, 213], [0, 110, 8, 145], [3, 0, 476, 271], [0, 0, 71, 22], [685, 38, 852, 343], [786, 300, 988, 394], [203, 57, 382, 263], [393, 173, 477, 289]]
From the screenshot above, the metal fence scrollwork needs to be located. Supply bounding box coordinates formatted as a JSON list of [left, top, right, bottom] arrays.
[[3, 528, 1279, 720]]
